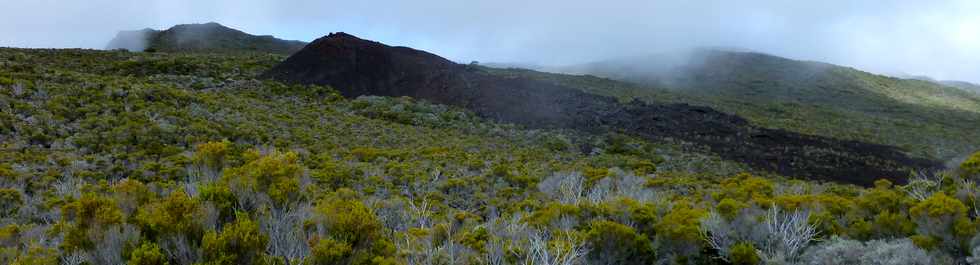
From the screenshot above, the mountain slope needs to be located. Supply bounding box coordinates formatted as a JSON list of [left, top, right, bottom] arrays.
[[106, 22, 307, 54], [563, 50, 980, 114], [523, 50, 980, 161], [263, 33, 939, 185]]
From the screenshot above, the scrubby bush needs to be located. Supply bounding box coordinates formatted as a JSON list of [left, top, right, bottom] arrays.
[[964, 151, 980, 176], [717, 173, 774, 203], [307, 192, 396, 264], [202, 213, 268, 265], [10, 245, 57, 265], [700, 208, 767, 263], [655, 200, 707, 261], [728, 242, 760, 265], [860, 238, 932, 265], [585, 220, 655, 264], [222, 150, 304, 207], [307, 238, 352, 265], [799, 237, 931, 265], [192, 140, 231, 182], [0, 188, 23, 217], [135, 190, 202, 239], [909, 192, 972, 251], [59, 192, 125, 251], [310, 159, 354, 190], [128, 242, 168, 265], [799, 236, 864, 265]]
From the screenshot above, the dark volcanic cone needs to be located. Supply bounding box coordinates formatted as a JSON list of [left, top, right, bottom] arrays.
[[263, 33, 941, 186]]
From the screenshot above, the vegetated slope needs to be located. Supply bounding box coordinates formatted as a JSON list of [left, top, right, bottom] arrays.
[[516, 50, 980, 161], [106, 22, 307, 54], [7, 47, 980, 265], [263, 33, 940, 185], [943, 80, 980, 94]]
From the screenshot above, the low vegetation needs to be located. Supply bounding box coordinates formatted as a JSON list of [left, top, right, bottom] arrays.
[[2, 48, 980, 264]]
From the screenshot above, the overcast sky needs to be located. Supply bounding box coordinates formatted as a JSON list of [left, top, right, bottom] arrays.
[[1, 0, 978, 82]]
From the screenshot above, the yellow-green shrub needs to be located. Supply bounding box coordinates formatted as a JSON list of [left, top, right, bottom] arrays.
[[585, 220, 655, 264], [60, 192, 124, 250], [194, 140, 231, 170], [716, 198, 748, 220], [202, 213, 268, 265], [128, 242, 168, 265], [909, 192, 972, 249], [307, 238, 352, 265], [729, 242, 760, 265], [223, 150, 303, 205], [10, 245, 57, 265], [308, 193, 396, 264], [0, 188, 22, 217], [716, 173, 773, 204], [311, 159, 354, 190], [962, 151, 980, 176], [654, 200, 707, 258], [134, 190, 201, 238]]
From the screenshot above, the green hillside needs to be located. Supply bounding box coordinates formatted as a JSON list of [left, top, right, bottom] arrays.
[[495, 50, 980, 161], [943, 80, 980, 95], [107, 22, 307, 55], [2, 47, 980, 264]]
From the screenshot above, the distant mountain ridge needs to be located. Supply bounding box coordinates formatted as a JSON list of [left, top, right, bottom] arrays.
[[106, 22, 306, 54]]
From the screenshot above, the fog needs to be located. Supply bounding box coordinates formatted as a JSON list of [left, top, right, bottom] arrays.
[[2, 0, 979, 82]]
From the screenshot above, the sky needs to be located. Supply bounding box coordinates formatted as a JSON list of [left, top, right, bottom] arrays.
[[1, 0, 978, 82]]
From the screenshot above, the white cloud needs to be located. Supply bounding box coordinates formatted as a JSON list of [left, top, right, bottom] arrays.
[[0, 0, 977, 82]]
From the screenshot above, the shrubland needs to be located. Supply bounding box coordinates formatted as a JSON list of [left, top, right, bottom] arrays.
[[1, 48, 980, 264]]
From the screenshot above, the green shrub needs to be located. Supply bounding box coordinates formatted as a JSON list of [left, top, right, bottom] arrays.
[[717, 173, 774, 203], [60, 192, 124, 251], [729, 242, 760, 265], [585, 220, 655, 264], [223, 150, 304, 206], [716, 198, 747, 220], [194, 140, 231, 171], [128, 242, 168, 265], [199, 183, 237, 219], [655, 200, 707, 259], [202, 213, 268, 265], [134, 190, 201, 239], [308, 193, 396, 264], [909, 192, 971, 250], [963, 151, 980, 176], [311, 159, 354, 190], [0, 188, 22, 217], [307, 238, 352, 265], [10, 245, 57, 265]]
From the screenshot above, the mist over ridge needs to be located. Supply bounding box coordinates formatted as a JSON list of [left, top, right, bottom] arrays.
[[2, 0, 980, 82]]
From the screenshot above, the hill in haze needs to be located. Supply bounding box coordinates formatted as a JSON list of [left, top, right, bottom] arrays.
[[506, 49, 980, 161], [942, 80, 980, 94], [106, 22, 307, 54]]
